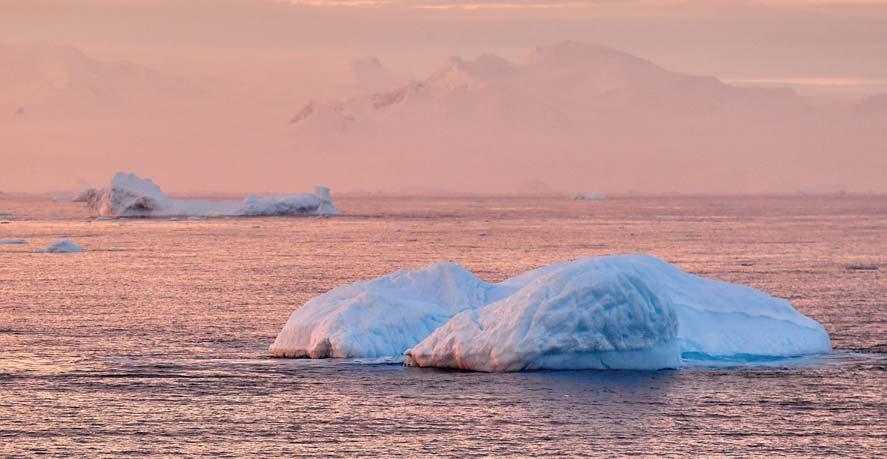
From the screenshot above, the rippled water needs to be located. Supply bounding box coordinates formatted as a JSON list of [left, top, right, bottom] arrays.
[[1, 195, 885, 457]]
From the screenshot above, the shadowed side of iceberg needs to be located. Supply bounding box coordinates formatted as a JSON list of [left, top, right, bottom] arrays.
[[619, 256, 833, 360]]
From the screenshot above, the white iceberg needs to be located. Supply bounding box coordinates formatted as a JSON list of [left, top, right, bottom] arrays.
[[37, 239, 82, 253], [74, 172, 338, 218], [0, 239, 27, 244], [270, 255, 831, 371]]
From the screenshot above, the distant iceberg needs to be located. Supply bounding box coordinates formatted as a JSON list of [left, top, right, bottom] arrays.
[[270, 255, 831, 371], [36, 239, 82, 253], [74, 172, 338, 218], [573, 192, 607, 201], [0, 239, 27, 244]]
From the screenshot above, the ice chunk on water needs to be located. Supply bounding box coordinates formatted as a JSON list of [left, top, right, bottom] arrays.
[[271, 255, 831, 371], [37, 239, 82, 253], [0, 239, 27, 244]]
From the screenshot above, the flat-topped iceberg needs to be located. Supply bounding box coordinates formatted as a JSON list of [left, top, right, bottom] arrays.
[[270, 255, 831, 371], [74, 172, 338, 218]]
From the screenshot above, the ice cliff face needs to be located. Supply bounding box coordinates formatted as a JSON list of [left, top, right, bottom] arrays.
[[271, 255, 832, 371], [74, 172, 338, 217]]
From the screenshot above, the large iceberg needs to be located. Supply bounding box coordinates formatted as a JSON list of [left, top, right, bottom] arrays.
[[270, 255, 832, 371], [74, 172, 338, 218]]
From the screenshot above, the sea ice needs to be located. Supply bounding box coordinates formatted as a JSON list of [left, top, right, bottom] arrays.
[[270, 255, 832, 371], [75, 172, 338, 218], [37, 239, 82, 253]]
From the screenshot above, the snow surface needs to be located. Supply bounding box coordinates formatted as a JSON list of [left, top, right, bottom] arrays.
[[37, 239, 82, 253], [271, 255, 831, 371], [75, 172, 338, 218], [0, 239, 27, 244]]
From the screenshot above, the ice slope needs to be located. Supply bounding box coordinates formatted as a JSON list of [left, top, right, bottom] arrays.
[[74, 172, 338, 217], [271, 255, 831, 371]]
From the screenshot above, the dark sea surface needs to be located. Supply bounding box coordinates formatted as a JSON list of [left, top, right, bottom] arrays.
[[1, 195, 885, 457]]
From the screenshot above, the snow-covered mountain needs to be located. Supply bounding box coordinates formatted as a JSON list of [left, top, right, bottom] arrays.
[[290, 41, 806, 131], [0, 42, 196, 117], [285, 41, 880, 193]]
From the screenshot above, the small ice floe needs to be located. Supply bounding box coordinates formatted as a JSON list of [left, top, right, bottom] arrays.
[[36, 239, 82, 253], [0, 239, 27, 244], [478, 231, 489, 237], [845, 264, 880, 271], [572, 192, 607, 201]]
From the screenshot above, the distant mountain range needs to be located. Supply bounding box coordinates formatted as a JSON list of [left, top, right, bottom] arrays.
[[285, 41, 885, 193]]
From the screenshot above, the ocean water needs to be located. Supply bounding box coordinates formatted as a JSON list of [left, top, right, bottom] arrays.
[[1, 194, 885, 457]]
